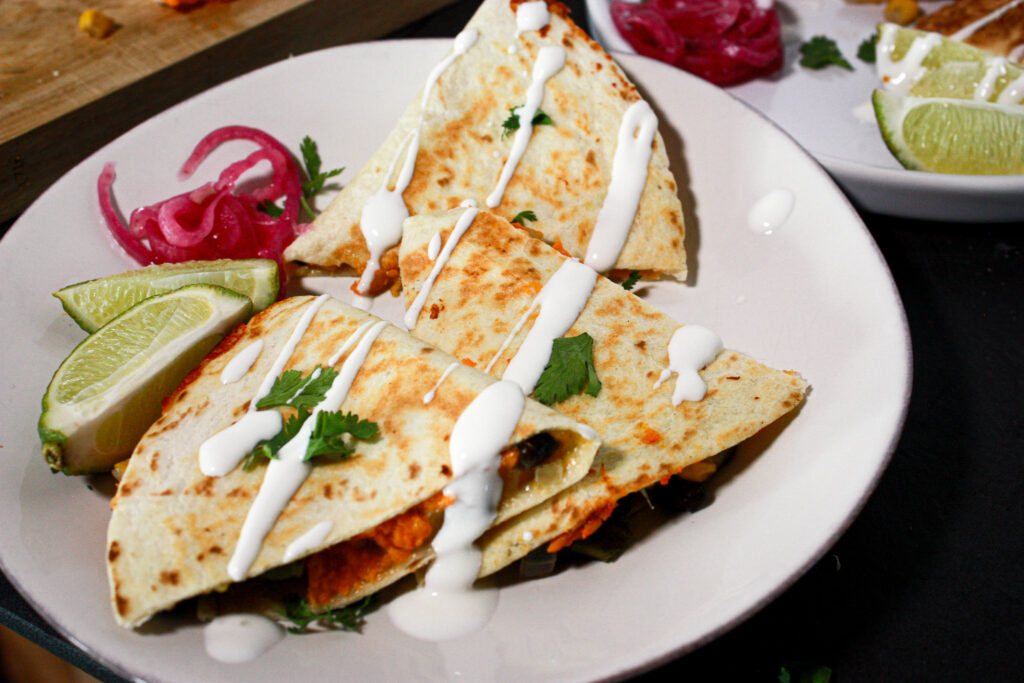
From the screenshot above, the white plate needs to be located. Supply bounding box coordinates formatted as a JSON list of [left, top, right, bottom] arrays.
[[0, 40, 910, 682], [587, 0, 1024, 221]]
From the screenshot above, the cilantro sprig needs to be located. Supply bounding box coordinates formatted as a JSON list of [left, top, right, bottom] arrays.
[[258, 135, 343, 220], [242, 367, 378, 469], [621, 270, 641, 291], [278, 595, 372, 634], [533, 333, 602, 405], [799, 36, 853, 71], [511, 209, 537, 226], [857, 33, 877, 64], [502, 107, 554, 138]]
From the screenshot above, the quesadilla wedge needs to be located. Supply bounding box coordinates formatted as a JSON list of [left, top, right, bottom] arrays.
[[917, 0, 1024, 58], [107, 295, 599, 627], [398, 208, 807, 565], [284, 0, 687, 294]]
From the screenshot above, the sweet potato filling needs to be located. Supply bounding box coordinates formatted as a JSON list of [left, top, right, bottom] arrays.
[[305, 433, 566, 609], [306, 492, 451, 609], [545, 501, 617, 553]]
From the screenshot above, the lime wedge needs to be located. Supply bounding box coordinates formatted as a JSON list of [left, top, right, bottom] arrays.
[[39, 284, 252, 474], [873, 90, 1024, 174], [54, 259, 278, 333], [877, 23, 1024, 105]]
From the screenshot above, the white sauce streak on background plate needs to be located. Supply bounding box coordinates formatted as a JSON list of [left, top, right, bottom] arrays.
[[748, 188, 795, 235], [653, 325, 723, 405], [204, 615, 284, 663], [584, 100, 658, 272], [388, 380, 525, 640], [220, 339, 264, 384], [227, 320, 388, 582], [514, 1, 550, 37], [283, 521, 334, 563], [423, 361, 461, 404], [404, 207, 481, 329], [486, 45, 566, 208], [355, 28, 479, 295], [949, 0, 1024, 41], [199, 295, 330, 477]]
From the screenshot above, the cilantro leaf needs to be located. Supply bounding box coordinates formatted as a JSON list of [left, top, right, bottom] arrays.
[[256, 366, 338, 411], [799, 36, 853, 70], [621, 270, 641, 291], [257, 199, 285, 217], [533, 333, 602, 405], [243, 408, 309, 470], [305, 411, 379, 462], [297, 136, 344, 221], [857, 33, 877, 63], [502, 107, 554, 137], [278, 595, 372, 634], [511, 210, 537, 226]]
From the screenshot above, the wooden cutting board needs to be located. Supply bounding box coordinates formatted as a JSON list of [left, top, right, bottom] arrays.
[[0, 0, 455, 222]]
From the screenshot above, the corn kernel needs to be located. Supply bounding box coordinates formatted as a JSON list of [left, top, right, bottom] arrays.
[[884, 0, 920, 26], [79, 9, 117, 39]]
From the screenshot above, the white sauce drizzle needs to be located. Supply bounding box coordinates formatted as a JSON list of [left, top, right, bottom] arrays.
[[199, 295, 330, 477], [423, 361, 461, 404], [485, 45, 566, 208], [950, 0, 1024, 41], [388, 380, 525, 640], [403, 208, 480, 329], [1008, 42, 1024, 63], [283, 521, 334, 563], [975, 58, 1008, 100], [998, 72, 1024, 104], [876, 25, 943, 96], [328, 320, 375, 366], [203, 615, 284, 663], [220, 340, 264, 384], [514, 1, 550, 37], [227, 320, 388, 582], [653, 326, 723, 405], [355, 28, 479, 294], [583, 100, 658, 272], [427, 233, 443, 260], [748, 188, 795, 235], [490, 259, 599, 395]]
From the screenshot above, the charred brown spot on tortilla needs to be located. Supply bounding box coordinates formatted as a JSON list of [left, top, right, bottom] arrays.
[[108, 542, 120, 563], [191, 477, 215, 497], [323, 484, 333, 499], [115, 593, 130, 617], [158, 571, 180, 586], [158, 489, 173, 496], [208, 545, 223, 555], [226, 487, 246, 498], [409, 463, 421, 480], [118, 481, 133, 496], [429, 303, 442, 319], [441, 464, 452, 476]]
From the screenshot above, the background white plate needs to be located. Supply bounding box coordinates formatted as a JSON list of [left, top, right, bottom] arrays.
[[0, 40, 910, 682], [587, 0, 1024, 221]]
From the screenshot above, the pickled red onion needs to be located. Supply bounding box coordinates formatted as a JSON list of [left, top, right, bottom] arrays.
[[97, 126, 306, 283], [611, 0, 783, 87]]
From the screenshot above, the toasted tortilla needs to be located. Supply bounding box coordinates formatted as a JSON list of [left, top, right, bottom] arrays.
[[399, 209, 807, 566], [107, 295, 598, 627], [917, 0, 1024, 58], [284, 0, 687, 288]]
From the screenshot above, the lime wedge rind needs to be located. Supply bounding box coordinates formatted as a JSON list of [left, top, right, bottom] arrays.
[[39, 284, 252, 474], [54, 258, 278, 333]]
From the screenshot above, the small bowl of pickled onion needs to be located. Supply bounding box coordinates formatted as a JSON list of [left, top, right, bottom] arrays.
[[585, 0, 785, 87]]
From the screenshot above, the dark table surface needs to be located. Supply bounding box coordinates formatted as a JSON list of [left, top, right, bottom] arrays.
[[2, 1, 1021, 681]]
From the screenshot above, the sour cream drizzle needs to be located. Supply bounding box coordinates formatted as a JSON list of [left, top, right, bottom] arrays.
[[283, 521, 334, 563], [486, 45, 566, 208], [198, 295, 330, 477], [388, 380, 525, 640], [653, 325, 723, 405], [748, 188, 795, 235], [876, 25, 943, 96], [404, 208, 480, 329], [583, 100, 658, 272], [220, 340, 264, 384], [355, 28, 479, 295], [423, 361, 461, 404], [203, 614, 284, 663], [427, 233, 443, 260], [514, 1, 550, 37], [227, 320, 388, 582], [998, 72, 1024, 104]]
